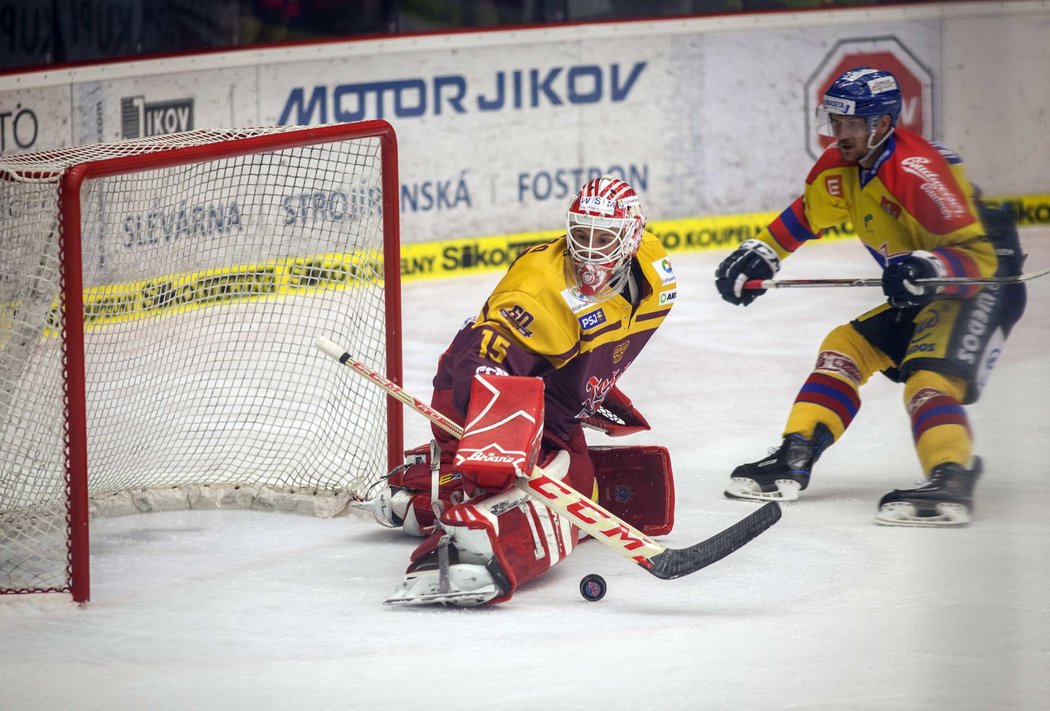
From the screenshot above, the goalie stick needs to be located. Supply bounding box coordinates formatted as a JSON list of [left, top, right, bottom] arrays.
[[744, 266, 1050, 290], [315, 336, 781, 580]]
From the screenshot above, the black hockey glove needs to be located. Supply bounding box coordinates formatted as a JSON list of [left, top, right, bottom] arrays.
[[881, 251, 945, 308], [715, 239, 781, 306]]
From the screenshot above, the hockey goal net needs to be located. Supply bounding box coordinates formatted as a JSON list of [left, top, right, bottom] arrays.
[[0, 121, 402, 602]]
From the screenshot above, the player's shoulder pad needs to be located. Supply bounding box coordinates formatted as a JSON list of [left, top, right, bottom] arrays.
[[495, 236, 570, 298], [509, 235, 566, 269], [884, 128, 976, 229], [636, 230, 669, 261], [805, 144, 852, 186], [636, 231, 677, 289], [891, 127, 955, 165], [482, 279, 578, 359], [929, 139, 964, 166]]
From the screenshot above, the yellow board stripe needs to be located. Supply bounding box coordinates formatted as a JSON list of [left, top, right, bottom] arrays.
[[401, 194, 1050, 283], [7, 195, 1044, 335], [43, 250, 382, 335]]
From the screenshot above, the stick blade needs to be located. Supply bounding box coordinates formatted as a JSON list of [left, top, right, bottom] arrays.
[[645, 501, 781, 580]]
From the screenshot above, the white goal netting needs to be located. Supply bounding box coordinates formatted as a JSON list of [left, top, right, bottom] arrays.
[[1, 123, 401, 597]]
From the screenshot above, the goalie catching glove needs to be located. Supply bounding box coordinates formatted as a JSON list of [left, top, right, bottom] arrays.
[[715, 239, 781, 306], [580, 385, 651, 437]]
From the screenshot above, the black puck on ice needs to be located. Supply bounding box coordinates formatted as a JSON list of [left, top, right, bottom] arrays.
[[579, 573, 607, 601]]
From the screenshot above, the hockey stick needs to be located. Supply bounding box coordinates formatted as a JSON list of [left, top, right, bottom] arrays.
[[315, 336, 781, 580], [744, 266, 1050, 290]]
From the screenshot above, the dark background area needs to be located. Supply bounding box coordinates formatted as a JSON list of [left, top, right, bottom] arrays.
[[1, 0, 932, 72]]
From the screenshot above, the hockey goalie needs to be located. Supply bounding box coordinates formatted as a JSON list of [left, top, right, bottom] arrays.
[[365, 176, 677, 606]]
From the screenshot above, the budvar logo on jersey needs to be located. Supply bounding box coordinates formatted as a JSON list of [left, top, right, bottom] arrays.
[[121, 96, 194, 138], [900, 156, 968, 220], [278, 62, 646, 124], [804, 38, 934, 160]]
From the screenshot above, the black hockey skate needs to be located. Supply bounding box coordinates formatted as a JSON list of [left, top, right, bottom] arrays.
[[875, 458, 981, 527], [724, 424, 833, 502]]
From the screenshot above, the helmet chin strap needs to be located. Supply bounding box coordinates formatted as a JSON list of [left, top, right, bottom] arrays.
[[861, 125, 895, 165], [625, 268, 639, 306]]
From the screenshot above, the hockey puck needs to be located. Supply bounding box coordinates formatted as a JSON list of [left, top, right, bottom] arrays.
[[579, 573, 607, 601]]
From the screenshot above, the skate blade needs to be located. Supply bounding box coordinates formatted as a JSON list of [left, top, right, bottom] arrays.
[[724, 477, 801, 502], [384, 585, 498, 607], [349, 497, 400, 528], [384, 565, 500, 607], [874, 502, 971, 528]]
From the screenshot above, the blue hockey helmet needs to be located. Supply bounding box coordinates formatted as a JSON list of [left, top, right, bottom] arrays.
[[818, 66, 902, 132]]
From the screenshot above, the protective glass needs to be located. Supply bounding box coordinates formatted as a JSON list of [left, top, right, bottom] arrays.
[[815, 106, 878, 138]]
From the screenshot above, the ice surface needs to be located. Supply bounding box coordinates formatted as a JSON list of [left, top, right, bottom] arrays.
[[2, 231, 1048, 710]]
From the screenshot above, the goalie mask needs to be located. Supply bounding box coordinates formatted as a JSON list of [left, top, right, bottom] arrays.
[[816, 66, 902, 161], [565, 175, 646, 303]]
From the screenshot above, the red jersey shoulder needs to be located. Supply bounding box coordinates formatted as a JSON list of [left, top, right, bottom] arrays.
[[805, 145, 851, 187], [879, 128, 976, 233]]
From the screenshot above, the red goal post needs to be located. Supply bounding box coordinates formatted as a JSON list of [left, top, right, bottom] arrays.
[[0, 121, 403, 603]]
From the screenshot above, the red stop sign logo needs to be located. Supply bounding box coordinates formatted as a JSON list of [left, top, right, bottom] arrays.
[[805, 39, 933, 159]]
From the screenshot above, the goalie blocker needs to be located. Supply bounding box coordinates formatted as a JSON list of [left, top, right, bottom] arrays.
[[455, 374, 546, 493]]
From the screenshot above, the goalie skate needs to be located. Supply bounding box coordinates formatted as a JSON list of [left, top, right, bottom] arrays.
[[354, 441, 456, 536], [384, 565, 501, 607], [351, 485, 410, 527], [385, 532, 505, 607]]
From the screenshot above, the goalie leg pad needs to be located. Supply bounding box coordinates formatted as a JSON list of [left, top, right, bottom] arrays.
[[590, 445, 675, 536], [391, 449, 579, 606]]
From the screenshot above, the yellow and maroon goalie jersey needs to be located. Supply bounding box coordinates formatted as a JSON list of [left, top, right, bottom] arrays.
[[433, 231, 676, 440], [756, 127, 996, 290]]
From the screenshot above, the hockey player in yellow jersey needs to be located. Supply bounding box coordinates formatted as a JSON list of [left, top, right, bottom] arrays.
[[430, 181, 676, 448], [715, 67, 1026, 527], [370, 175, 678, 605]]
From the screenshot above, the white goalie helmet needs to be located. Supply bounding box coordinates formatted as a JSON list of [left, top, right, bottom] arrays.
[[565, 175, 646, 303]]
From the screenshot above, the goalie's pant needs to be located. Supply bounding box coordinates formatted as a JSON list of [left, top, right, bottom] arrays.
[[783, 284, 1024, 474]]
